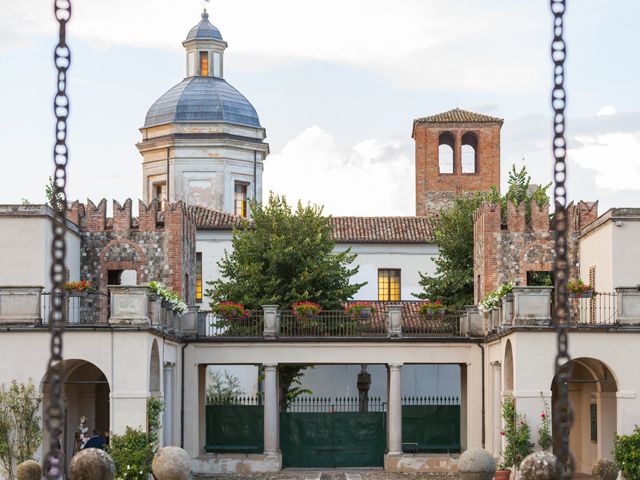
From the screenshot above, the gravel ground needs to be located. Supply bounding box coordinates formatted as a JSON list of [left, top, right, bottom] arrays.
[[198, 471, 457, 480]]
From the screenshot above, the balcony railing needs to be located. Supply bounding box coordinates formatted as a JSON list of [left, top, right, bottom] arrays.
[[201, 311, 264, 337], [278, 310, 386, 337], [41, 291, 109, 324], [569, 292, 617, 325]]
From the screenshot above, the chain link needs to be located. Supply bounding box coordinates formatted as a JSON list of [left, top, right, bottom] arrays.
[[44, 1, 71, 478], [550, 0, 575, 477]]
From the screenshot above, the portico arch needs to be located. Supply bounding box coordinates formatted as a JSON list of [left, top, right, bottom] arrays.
[[551, 357, 618, 474], [41, 359, 110, 467]]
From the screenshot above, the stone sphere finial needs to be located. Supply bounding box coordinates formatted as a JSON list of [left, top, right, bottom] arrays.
[[519, 451, 562, 480], [68, 448, 115, 480], [592, 458, 618, 480], [152, 446, 191, 480], [458, 448, 497, 480], [16, 460, 41, 480]]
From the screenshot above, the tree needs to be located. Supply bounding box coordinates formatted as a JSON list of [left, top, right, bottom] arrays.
[[45, 176, 63, 210], [415, 193, 484, 308], [0, 380, 43, 480], [205, 369, 243, 404], [415, 165, 550, 308], [205, 193, 364, 309], [206, 193, 365, 409]]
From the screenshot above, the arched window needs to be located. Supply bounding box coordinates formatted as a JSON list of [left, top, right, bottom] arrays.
[[461, 132, 478, 173], [438, 132, 454, 174]]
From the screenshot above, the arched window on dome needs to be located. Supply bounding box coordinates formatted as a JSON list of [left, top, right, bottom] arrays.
[[462, 132, 478, 173], [438, 132, 454, 174]]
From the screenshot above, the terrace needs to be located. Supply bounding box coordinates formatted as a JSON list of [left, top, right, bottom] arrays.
[[0, 285, 639, 339]]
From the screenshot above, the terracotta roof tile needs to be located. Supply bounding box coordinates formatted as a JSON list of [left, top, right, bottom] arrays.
[[188, 205, 247, 230], [189, 206, 437, 243], [414, 108, 503, 125], [330, 216, 436, 243]]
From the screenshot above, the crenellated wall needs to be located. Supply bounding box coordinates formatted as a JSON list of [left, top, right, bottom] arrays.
[[65, 199, 196, 313], [474, 200, 598, 302]]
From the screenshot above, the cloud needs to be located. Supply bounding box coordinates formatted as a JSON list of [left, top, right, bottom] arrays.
[[1, 1, 546, 92], [572, 133, 640, 191], [263, 126, 414, 216]]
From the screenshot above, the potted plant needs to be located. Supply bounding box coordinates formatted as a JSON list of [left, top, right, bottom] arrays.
[[146, 281, 188, 316], [212, 301, 248, 319], [63, 280, 94, 297], [498, 395, 533, 480], [418, 300, 446, 317], [568, 279, 597, 298], [292, 301, 322, 319], [345, 302, 376, 319]]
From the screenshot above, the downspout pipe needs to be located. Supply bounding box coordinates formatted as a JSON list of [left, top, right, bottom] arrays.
[[478, 343, 486, 448], [180, 342, 187, 448]]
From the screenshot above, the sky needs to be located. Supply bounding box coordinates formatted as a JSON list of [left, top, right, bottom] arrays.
[[0, 0, 639, 216]]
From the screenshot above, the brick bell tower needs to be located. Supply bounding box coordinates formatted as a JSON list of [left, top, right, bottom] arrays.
[[412, 108, 503, 216]]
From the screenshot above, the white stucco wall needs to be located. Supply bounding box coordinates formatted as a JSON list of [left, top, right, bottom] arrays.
[[485, 330, 640, 473], [579, 216, 640, 293], [197, 235, 440, 307], [335, 243, 439, 300], [0, 209, 81, 291], [611, 219, 640, 288], [579, 221, 614, 292], [0, 330, 181, 464]]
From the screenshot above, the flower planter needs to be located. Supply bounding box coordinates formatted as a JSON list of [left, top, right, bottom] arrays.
[[570, 291, 594, 298], [495, 469, 511, 480], [437, 308, 446, 316], [67, 290, 88, 298], [357, 308, 372, 318]]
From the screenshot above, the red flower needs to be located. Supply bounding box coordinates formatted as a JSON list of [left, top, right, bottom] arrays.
[[541, 412, 546, 419], [500, 431, 505, 436]]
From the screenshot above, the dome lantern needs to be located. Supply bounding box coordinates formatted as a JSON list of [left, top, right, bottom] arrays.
[[182, 9, 228, 78]]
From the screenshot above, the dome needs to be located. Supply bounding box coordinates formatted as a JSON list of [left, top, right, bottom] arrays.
[[144, 76, 261, 128], [184, 10, 223, 42]]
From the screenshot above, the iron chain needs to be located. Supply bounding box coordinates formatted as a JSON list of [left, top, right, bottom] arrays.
[[44, 1, 71, 478], [550, 0, 575, 477]]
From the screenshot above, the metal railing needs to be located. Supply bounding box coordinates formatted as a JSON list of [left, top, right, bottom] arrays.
[[402, 395, 460, 405], [41, 291, 108, 324], [278, 310, 386, 337], [286, 396, 386, 413], [402, 313, 462, 336], [569, 292, 617, 325], [201, 311, 264, 337]]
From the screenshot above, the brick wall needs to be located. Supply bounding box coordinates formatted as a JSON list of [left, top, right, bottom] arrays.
[[66, 199, 197, 319], [414, 122, 502, 216], [473, 200, 598, 302]]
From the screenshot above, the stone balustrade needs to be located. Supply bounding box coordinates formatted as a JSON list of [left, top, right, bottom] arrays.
[[0, 286, 43, 325], [512, 287, 552, 325], [616, 287, 640, 325]]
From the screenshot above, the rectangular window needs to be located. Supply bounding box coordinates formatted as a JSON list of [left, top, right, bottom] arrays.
[[153, 182, 167, 210], [234, 183, 248, 217], [378, 269, 401, 301], [200, 51, 209, 76], [195, 253, 203, 303]]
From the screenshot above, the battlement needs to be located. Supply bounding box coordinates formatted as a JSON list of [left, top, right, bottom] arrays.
[[65, 199, 195, 234], [473, 199, 598, 303]]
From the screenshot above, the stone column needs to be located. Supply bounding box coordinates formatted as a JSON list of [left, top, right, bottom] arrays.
[[263, 364, 279, 454], [387, 363, 403, 455]]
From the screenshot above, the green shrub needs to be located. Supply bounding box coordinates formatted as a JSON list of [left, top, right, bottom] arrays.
[[107, 397, 164, 480], [614, 426, 640, 480], [107, 427, 153, 480]]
